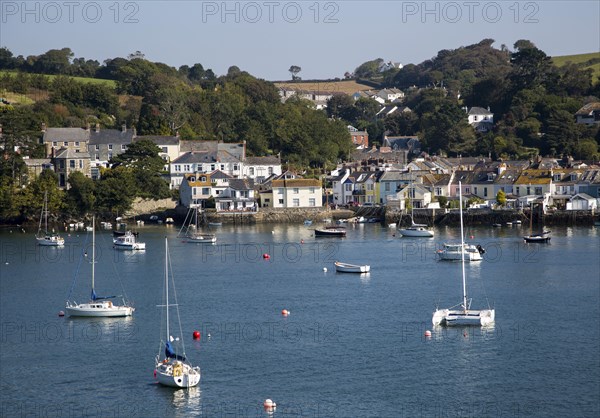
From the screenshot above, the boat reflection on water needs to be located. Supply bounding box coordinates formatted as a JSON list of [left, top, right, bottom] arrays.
[[157, 385, 201, 414]]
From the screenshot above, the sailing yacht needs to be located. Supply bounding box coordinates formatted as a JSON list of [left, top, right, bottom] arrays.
[[65, 217, 134, 317], [179, 206, 216, 244], [154, 238, 201, 388], [523, 201, 551, 243], [432, 182, 495, 327], [398, 186, 434, 237], [36, 191, 64, 246]]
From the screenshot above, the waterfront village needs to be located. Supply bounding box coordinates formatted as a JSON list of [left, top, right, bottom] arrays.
[[17, 98, 600, 223]]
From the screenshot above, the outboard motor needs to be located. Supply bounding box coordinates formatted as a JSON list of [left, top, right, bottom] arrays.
[[476, 244, 485, 254]]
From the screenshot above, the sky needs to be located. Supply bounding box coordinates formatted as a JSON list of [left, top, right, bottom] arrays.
[[1, 1, 599, 81]]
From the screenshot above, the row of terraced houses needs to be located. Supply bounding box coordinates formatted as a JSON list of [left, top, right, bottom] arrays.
[[14, 123, 600, 213]]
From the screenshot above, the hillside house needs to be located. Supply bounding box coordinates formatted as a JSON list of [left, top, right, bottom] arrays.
[[575, 102, 600, 125]]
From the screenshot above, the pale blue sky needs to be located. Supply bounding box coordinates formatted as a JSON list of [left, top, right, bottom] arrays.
[[1, 1, 599, 80]]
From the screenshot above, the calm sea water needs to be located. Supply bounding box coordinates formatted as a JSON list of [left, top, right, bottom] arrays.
[[1, 222, 599, 417]]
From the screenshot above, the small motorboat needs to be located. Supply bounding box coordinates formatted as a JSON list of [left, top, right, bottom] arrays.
[[334, 261, 370, 273], [315, 226, 346, 237]]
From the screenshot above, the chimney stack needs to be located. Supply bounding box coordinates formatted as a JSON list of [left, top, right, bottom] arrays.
[[95, 123, 100, 133], [86, 122, 90, 131], [122, 123, 126, 132], [41, 122, 46, 132]]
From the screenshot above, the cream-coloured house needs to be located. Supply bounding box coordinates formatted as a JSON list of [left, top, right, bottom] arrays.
[[271, 178, 322, 208]]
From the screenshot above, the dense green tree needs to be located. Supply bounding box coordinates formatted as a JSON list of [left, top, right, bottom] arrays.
[[66, 171, 96, 216]]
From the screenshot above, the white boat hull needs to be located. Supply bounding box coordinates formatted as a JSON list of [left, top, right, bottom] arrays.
[[66, 301, 134, 317], [184, 234, 216, 244], [432, 308, 495, 326], [113, 242, 146, 250], [334, 262, 370, 273], [437, 244, 483, 261], [37, 236, 65, 246], [155, 360, 200, 388], [398, 227, 434, 237]]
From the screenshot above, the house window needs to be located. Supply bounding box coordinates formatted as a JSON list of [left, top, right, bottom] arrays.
[[367, 184, 374, 191], [75, 141, 80, 147], [385, 183, 390, 192], [473, 116, 478, 122], [268, 167, 273, 175], [52, 141, 57, 146], [108, 144, 113, 150], [474, 187, 478, 195], [233, 164, 238, 171], [220, 164, 225, 170], [211, 164, 215, 171], [95, 153, 99, 160], [121, 144, 127, 150], [95, 144, 99, 150], [435, 187, 442, 196], [162, 147, 168, 153], [63, 141, 68, 146], [175, 165, 181, 172], [59, 160, 65, 169], [200, 176, 206, 182], [193, 187, 197, 195], [484, 188, 488, 197], [293, 198, 300, 207], [184, 164, 191, 172], [516, 186, 520, 195], [59, 173, 65, 187], [79, 160, 83, 169], [293, 188, 299, 194], [345, 184, 352, 191], [108, 152, 113, 160], [277, 188, 284, 195], [279, 199, 284, 204], [202, 188, 210, 195], [535, 187, 542, 195], [249, 167, 255, 176], [309, 187, 315, 194], [69, 160, 75, 168], [465, 187, 470, 194], [309, 198, 316, 207]]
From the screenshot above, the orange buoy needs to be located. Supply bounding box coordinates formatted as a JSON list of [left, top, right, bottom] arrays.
[[58, 311, 65, 317], [424, 330, 432, 337], [193, 330, 201, 340], [281, 309, 289, 316]]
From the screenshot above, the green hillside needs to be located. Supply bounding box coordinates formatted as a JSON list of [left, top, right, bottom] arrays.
[[0, 70, 116, 88], [552, 52, 600, 82]]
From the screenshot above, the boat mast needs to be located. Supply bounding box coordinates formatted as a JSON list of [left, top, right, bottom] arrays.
[[459, 181, 468, 311], [91, 215, 95, 295], [165, 237, 169, 341], [44, 191, 49, 233]]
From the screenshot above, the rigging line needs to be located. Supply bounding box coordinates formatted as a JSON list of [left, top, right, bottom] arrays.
[[66, 229, 91, 300], [167, 242, 187, 358], [98, 225, 132, 304]]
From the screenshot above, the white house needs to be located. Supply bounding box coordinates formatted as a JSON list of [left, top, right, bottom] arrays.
[[135, 134, 180, 170], [243, 156, 282, 183], [575, 102, 600, 125], [271, 178, 323, 208], [215, 178, 257, 212], [376, 88, 405, 102], [467, 107, 494, 132]]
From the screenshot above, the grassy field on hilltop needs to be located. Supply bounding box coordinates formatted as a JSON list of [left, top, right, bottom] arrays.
[[274, 80, 374, 94], [551, 52, 600, 82], [0, 70, 117, 88]]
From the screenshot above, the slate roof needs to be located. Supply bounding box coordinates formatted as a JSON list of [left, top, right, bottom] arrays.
[[172, 151, 217, 164], [468, 107, 492, 115], [228, 178, 255, 190], [89, 129, 134, 145], [179, 140, 218, 153], [272, 179, 321, 188], [43, 128, 89, 143], [54, 148, 91, 159]]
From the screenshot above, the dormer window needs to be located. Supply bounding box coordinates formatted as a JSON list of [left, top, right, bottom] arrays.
[[200, 176, 206, 182]]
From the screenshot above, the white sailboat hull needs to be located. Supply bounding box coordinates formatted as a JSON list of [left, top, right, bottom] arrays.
[[37, 236, 65, 246], [334, 261, 370, 273], [398, 227, 434, 237], [155, 360, 200, 388], [432, 308, 495, 326], [184, 234, 216, 243], [66, 301, 134, 317]]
